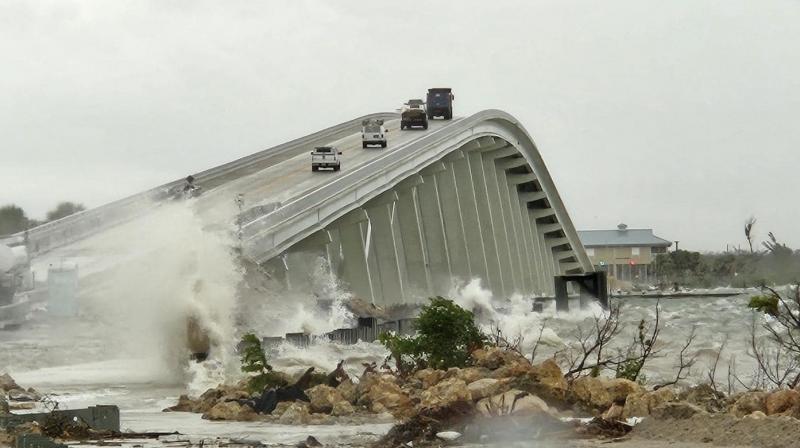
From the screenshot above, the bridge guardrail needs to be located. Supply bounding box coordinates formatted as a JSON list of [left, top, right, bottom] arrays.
[[16, 112, 398, 257]]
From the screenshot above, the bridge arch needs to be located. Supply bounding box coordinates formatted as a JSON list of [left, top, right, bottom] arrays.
[[248, 110, 592, 305]]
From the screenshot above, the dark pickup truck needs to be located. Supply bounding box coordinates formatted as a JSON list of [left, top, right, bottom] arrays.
[[427, 88, 454, 120], [401, 99, 429, 130]]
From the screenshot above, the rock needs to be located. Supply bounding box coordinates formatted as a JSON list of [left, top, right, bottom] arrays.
[[279, 402, 312, 425], [606, 378, 644, 404], [467, 378, 504, 401], [602, 403, 624, 421], [336, 378, 358, 404], [414, 369, 445, 389], [745, 410, 767, 420], [622, 387, 677, 418], [679, 384, 726, 413], [509, 394, 550, 416], [163, 394, 196, 412], [307, 385, 344, 414], [472, 347, 527, 370], [650, 401, 707, 420], [297, 435, 322, 447], [7, 389, 41, 402], [331, 400, 355, 416], [0, 396, 8, 415], [457, 367, 490, 384], [436, 430, 462, 441], [202, 401, 257, 421], [529, 359, 568, 391], [195, 387, 225, 413], [765, 389, 800, 415], [729, 391, 768, 417], [476, 389, 548, 417], [419, 377, 471, 409], [273, 401, 293, 416], [358, 373, 413, 417], [0, 373, 19, 392], [571, 377, 613, 409], [491, 359, 534, 379]]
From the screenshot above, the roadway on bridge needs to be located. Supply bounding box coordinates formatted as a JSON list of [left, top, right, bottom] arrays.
[[31, 117, 461, 278]]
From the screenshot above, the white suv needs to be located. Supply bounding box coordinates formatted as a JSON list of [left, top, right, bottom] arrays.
[[362, 119, 387, 148]]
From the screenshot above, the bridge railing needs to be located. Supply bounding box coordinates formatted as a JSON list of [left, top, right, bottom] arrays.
[[15, 112, 398, 257]]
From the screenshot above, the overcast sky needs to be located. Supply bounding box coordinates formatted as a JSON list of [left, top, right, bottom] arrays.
[[1, 0, 798, 251]]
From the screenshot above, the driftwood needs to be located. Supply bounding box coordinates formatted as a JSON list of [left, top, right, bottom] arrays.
[[232, 368, 315, 414]]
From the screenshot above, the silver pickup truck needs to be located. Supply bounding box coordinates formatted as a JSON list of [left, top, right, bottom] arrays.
[[311, 146, 342, 172]]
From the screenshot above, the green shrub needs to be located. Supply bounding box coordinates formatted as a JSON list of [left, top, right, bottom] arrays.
[[379, 296, 487, 372], [748, 294, 779, 317], [239, 333, 284, 393]]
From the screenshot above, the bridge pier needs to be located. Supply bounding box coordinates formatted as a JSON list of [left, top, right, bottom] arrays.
[[365, 192, 408, 306], [436, 155, 472, 282], [417, 163, 452, 296], [465, 143, 506, 297], [394, 176, 432, 301], [335, 209, 376, 304], [450, 151, 490, 287]]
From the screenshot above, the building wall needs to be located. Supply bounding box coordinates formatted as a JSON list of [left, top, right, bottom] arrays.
[[585, 245, 662, 284]]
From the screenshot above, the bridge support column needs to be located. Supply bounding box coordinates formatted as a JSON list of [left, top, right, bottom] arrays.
[[365, 191, 408, 306], [335, 209, 375, 304], [436, 154, 472, 282], [450, 151, 490, 288], [417, 163, 452, 295], [285, 230, 332, 292], [465, 142, 506, 297], [394, 175, 432, 301], [495, 165, 533, 294]]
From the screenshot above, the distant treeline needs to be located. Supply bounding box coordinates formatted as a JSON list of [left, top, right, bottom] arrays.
[[655, 236, 799, 288], [0, 202, 85, 236]]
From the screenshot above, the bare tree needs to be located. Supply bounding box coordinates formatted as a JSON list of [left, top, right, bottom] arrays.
[[744, 216, 757, 254], [530, 318, 550, 362], [654, 326, 698, 390], [706, 335, 728, 395], [747, 285, 800, 389]]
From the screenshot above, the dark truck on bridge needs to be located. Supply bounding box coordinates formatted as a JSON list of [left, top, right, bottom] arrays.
[[401, 99, 428, 130], [427, 88, 454, 120]]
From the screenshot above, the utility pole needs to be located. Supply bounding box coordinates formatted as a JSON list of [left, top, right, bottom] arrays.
[[674, 241, 680, 252]]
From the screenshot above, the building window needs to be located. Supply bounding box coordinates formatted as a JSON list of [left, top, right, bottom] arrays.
[[632, 247, 640, 256], [586, 248, 595, 256]]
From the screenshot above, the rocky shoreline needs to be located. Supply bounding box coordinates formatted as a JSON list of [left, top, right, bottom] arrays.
[[155, 346, 800, 447], [6, 345, 800, 447]]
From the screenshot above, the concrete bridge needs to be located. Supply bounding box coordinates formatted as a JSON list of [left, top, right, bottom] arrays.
[[12, 110, 592, 306]]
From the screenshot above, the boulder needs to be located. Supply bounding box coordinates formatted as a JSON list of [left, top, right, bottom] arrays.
[[467, 378, 506, 401], [7, 389, 40, 402], [529, 359, 568, 391], [278, 402, 312, 425], [164, 394, 196, 412], [419, 377, 471, 410], [491, 359, 534, 379], [472, 347, 527, 370], [509, 394, 550, 416], [457, 367, 490, 384], [606, 378, 644, 404], [331, 400, 355, 416], [622, 387, 677, 418], [358, 373, 412, 417], [307, 385, 344, 414], [679, 384, 726, 413], [650, 401, 707, 420], [0, 373, 19, 392], [0, 396, 8, 415], [202, 401, 257, 421], [414, 369, 445, 389], [476, 389, 549, 417], [571, 377, 613, 409], [728, 391, 768, 417], [766, 389, 800, 415], [602, 403, 624, 421], [336, 378, 357, 404], [195, 387, 225, 413]]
